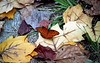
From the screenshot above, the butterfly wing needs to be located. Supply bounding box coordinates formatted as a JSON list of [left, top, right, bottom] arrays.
[[36, 27, 59, 39]]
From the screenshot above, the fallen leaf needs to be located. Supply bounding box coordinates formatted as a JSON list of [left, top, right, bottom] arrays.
[[17, 0, 34, 5], [63, 21, 85, 42], [35, 24, 68, 50], [0, 0, 23, 14], [0, 8, 16, 19], [24, 9, 53, 30], [0, 21, 5, 32], [83, 0, 100, 16], [19, 5, 35, 20], [63, 4, 93, 27], [0, 35, 36, 62], [33, 44, 56, 60], [18, 20, 31, 35], [39, 20, 53, 28], [85, 21, 100, 42], [55, 44, 89, 63], [55, 56, 89, 63]]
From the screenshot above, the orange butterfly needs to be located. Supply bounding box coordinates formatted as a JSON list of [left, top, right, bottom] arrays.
[[36, 27, 59, 39]]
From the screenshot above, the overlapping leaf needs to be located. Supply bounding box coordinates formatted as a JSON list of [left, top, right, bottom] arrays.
[[0, 35, 37, 62]]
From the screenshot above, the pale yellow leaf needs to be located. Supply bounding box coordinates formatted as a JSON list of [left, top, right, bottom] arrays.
[[63, 4, 93, 27]]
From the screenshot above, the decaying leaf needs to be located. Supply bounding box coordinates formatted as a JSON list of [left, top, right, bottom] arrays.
[[17, 0, 34, 5], [55, 44, 89, 63], [33, 44, 56, 60], [0, 35, 37, 62], [0, 21, 5, 32], [0, 0, 23, 14], [85, 21, 100, 42], [63, 4, 93, 27], [83, 0, 100, 16], [63, 21, 85, 42], [18, 20, 31, 35], [19, 5, 35, 20], [24, 9, 53, 30], [0, 8, 16, 19], [39, 20, 53, 28]]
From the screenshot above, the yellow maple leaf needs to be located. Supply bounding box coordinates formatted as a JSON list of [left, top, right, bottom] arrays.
[[0, 8, 16, 19], [63, 4, 93, 27], [0, 35, 37, 62]]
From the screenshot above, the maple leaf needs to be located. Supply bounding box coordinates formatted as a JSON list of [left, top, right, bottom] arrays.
[[63, 4, 93, 27], [0, 35, 37, 62], [0, 0, 23, 14], [0, 21, 5, 32], [0, 8, 16, 19], [33, 44, 56, 60], [18, 20, 31, 35], [24, 9, 53, 30]]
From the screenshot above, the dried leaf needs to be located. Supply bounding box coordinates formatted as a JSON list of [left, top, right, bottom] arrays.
[[33, 44, 56, 60], [19, 5, 35, 20], [63, 21, 85, 42], [0, 0, 23, 14], [39, 20, 53, 28], [17, 0, 34, 5], [0, 8, 16, 19], [83, 0, 100, 16], [18, 20, 31, 35], [55, 44, 89, 63], [0, 35, 36, 62], [85, 21, 100, 42], [0, 21, 5, 32], [24, 9, 53, 30], [63, 4, 93, 27], [35, 24, 68, 50]]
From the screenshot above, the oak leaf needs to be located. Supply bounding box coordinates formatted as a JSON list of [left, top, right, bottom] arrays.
[[17, 0, 34, 5], [0, 8, 16, 19], [0, 21, 5, 32], [0, 35, 37, 62], [63, 4, 93, 27]]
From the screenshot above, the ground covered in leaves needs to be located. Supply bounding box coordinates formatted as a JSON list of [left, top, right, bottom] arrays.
[[0, 0, 100, 63]]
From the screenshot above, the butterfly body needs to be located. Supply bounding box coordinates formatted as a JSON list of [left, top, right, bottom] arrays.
[[36, 27, 59, 39]]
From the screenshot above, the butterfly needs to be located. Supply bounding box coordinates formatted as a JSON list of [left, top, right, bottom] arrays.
[[36, 27, 59, 39]]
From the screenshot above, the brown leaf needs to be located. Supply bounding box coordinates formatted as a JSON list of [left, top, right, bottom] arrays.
[[55, 44, 89, 63], [18, 20, 31, 35], [24, 9, 53, 30], [19, 5, 35, 20], [0, 21, 5, 32], [39, 20, 53, 28], [84, 0, 100, 16], [17, 0, 34, 5], [33, 44, 56, 60]]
